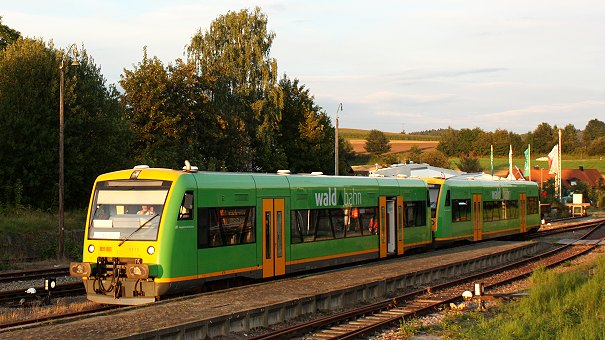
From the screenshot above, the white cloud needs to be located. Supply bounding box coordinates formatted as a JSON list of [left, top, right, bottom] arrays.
[[3, 0, 604, 133]]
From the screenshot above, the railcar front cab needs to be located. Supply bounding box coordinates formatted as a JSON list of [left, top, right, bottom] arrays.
[[70, 165, 190, 305]]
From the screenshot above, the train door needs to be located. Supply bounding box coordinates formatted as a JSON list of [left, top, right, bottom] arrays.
[[386, 198, 396, 255], [379, 196, 387, 258], [397, 196, 404, 255], [262, 198, 286, 278], [520, 193, 527, 233], [473, 194, 482, 241]]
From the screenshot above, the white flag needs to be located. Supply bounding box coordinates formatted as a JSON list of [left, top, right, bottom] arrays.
[[507, 145, 514, 180], [548, 144, 558, 175]]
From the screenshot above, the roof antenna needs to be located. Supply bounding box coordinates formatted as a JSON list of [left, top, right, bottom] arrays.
[[182, 160, 199, 173]]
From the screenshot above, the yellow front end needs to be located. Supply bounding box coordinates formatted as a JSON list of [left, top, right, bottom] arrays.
[[70, 167, 183, 305]]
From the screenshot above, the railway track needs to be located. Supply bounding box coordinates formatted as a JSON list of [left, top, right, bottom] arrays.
[[532, 217, 605, 238], [0, 267, 70, 284], [1, 217, 601, 335], [0, 282, 84, 306], [253, 219, 605, 339]]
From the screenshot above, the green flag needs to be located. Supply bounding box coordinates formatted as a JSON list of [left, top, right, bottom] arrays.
[[524, 145, 531, 180]]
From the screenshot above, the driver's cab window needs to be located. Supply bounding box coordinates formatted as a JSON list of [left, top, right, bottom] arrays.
[[178, 191, 194, 220]]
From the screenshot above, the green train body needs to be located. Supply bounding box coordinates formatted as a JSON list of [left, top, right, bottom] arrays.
[[426, 178, 541, 242], [70, 165, 540, 305]]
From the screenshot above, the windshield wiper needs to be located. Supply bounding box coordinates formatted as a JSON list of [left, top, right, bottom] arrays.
[[118, 213, 160, 247]]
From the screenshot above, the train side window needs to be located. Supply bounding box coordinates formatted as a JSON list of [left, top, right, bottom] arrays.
[[178, 191, 194, 220], [445, 190, 451, 207], [290, 207, 375, 243], [404, 201, 427, 227], [198, 206, 256, 248], [198, 208, 210, 248], [452, 199, 470, 222]]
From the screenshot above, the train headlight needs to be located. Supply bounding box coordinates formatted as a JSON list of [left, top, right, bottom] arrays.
[[147, 246, 155, 255], [126, 264, 149, 279], [88, 244, 95, 253], [69, 262, 92, 277]]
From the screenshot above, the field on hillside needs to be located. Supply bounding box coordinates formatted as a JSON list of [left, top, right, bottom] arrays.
[[339, 128, 440, 141], [349, 139, 439, 154]]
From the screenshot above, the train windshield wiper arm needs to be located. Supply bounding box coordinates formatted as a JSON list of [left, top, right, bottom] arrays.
[[118, 214, 160, 247]]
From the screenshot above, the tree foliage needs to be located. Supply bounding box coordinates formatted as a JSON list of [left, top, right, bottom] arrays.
[[278, 76, 335, 174], [365, 129, 391, 154], [561, 124, 579, 153], [0, 38, 130, 209], [527, 122, 556, 154], [583, 119, 605, 146], [120, 52, 211, 168], [0, 17, 20, 50], [587, 136, 605, 156], [438, 127, 524, 157], [420, 150, 450, 168], [457, 154, 483, 173], [121, 8, 337, 174], [185, 7, 284, 171], [407, 144, 423, 163]]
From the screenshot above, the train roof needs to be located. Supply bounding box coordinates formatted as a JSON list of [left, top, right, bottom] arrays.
[[422, 175, 538, 188], [96, 165, 429, 189]]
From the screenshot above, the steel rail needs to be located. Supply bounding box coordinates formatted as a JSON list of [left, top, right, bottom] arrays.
[[0, 267, 70, 284], [0, 282, 84, 306]]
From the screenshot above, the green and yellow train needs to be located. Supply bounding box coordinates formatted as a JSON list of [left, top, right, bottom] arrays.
[[70, 164, 540, 305]]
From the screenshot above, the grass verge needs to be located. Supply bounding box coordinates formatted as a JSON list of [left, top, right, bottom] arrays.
[[0, 208, 86, 267], [406, 254, 605, 339]]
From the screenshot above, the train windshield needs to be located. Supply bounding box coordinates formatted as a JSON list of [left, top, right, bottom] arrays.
[[88, 180, 172, 241]]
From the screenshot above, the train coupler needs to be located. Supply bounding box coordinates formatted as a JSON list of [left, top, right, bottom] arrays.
[[114, 281, 123, 299]]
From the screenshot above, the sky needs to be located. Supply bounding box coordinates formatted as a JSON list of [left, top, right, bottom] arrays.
[[3, 0, 604, 134]]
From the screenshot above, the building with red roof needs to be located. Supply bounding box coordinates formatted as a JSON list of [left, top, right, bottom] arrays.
[[528, 166, 604, 189]]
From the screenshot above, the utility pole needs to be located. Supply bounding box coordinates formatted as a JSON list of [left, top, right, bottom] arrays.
[[334, 103, 343, 176], [58, 44, 79, 260]]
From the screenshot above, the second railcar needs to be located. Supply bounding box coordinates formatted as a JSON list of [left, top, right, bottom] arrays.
[[426, 177, 540, 242]]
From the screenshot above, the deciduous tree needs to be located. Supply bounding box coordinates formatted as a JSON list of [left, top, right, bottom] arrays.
[[0, 17, 20, 50], [529, 122, 556, 154], [278, 76, 334, 173], [365, 129, 391, 155], [561, 124, 579, 153], [420, 150, 450, 168], [457, 154, 483, 173], [582, 119, 605, 147], [0, 38, 129, 209], [186, 7, 283, 171]]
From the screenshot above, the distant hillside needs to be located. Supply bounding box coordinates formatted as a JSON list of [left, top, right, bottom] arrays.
[[348, 139, 439, 154], [339, 128, 441, 141]]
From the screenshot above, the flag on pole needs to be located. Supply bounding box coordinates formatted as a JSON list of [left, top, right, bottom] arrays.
[[523, 145, 531, 181], [548, 144, 559, 175], [490, 145, 494, 177], [508, 144, 513, 180], [558, 129, 562, 201]]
